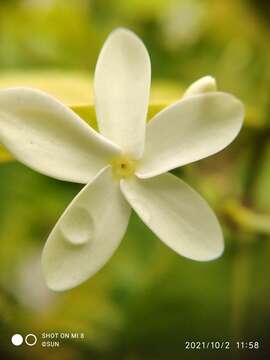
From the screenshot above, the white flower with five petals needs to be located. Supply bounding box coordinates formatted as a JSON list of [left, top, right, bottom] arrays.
[[0, 29, 244, 291]]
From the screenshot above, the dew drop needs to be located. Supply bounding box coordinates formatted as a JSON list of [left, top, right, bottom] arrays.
[[130, 198, 151, 223], [60, 206, 94, 245]]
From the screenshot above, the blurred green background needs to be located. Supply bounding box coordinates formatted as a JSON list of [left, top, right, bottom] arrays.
[[0, 0, 270, 359]]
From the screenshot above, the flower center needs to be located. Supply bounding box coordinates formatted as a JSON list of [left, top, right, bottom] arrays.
[[110, 154, 137, 180]]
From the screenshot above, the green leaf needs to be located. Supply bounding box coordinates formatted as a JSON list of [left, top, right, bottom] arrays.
[[1, 71, 258, 164]]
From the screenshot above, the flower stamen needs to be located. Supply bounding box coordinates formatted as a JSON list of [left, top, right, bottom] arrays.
[[110, 155, 137, 180]]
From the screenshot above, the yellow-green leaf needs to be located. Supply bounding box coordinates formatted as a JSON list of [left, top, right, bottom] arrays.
[[0, 71, 182, 162]]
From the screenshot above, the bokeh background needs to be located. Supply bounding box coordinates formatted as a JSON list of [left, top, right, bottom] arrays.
[[0, 0, 270, 359]]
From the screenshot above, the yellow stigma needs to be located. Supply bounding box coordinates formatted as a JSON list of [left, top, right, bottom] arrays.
[[110, 154, 137, 180]]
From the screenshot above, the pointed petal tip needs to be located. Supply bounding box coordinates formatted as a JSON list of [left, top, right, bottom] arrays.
[[203, 75, 216, 83], [198, 75, 217, 86], [165, 210, 225, 262], [218, 91, 245, 129], [108, 27, 139, 40], [184, 75, 217, 97], [44, 278, 79, 292], [193, 238, 224, 262], [41, 251, 89, 292], [104, 27, 150, 65], [44, 277, 70, 292]]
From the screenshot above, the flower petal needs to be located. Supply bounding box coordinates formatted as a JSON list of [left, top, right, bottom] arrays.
[[42, 166, 131, 291], [183, 76, 217, 97], [121, 173, 223, 261], [0, 87, 120, 183], [137, 92, 244, 178], [94, 28, 151, 158]]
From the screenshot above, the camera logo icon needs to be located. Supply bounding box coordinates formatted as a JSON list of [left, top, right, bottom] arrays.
[[11, 333, 37, 346]]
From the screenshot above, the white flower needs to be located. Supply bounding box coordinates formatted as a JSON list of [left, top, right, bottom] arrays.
[[0, 28, 244, 291]]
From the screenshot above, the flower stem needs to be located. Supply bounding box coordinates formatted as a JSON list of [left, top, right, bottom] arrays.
[[231, 105, 270, 342]]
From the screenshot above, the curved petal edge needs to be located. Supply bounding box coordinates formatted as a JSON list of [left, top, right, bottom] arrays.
[[42, 166, 131, 291], [121, 173, 224, 261], [137, 92, 244, 178]]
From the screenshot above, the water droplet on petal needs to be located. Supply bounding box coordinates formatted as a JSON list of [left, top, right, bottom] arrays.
[[130, 198, 151, 223], [60, 206, 94, 245]]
